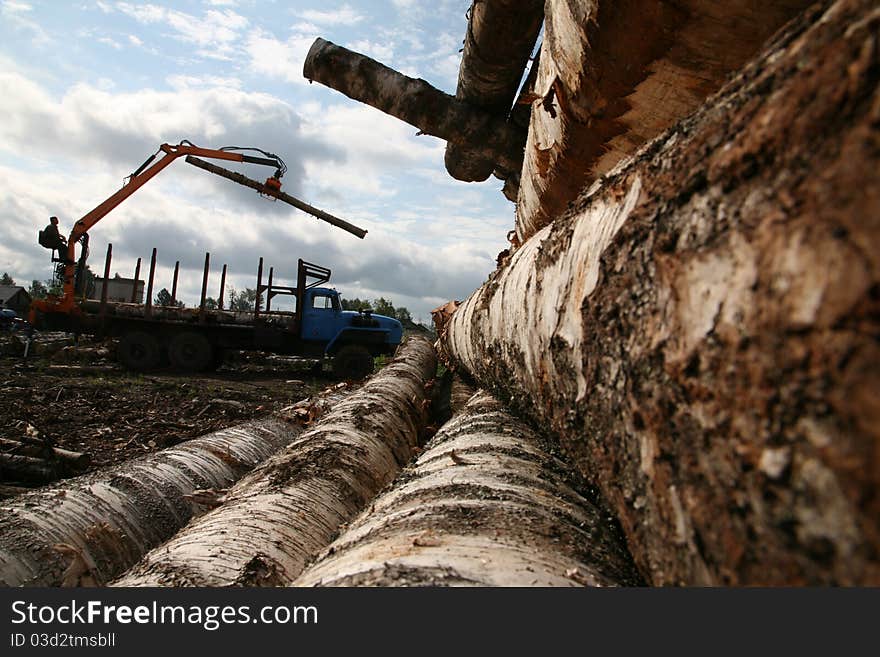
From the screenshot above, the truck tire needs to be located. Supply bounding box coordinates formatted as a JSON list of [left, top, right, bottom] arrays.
[[168, 332, 214, 372], [332, 344, 374, 380], [118, 331, 162, 371]]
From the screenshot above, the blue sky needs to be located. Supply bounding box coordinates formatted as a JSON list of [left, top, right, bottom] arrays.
[[0, 0, 515, 322]]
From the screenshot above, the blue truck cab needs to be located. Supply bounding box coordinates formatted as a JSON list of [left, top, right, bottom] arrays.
[[290, 261, 403, 379], [301, 286, 403, 351]]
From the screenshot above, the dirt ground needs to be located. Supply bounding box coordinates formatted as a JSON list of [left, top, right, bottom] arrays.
[[0, 338, 330, 486]]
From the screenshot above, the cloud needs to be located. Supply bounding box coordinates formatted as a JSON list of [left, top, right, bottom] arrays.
[[349, 39, 393, 62], [1, 0, 48, 44], [98, 37, 123, 49], [108, 2, 249, 60], [245, 29, 319, 85], [2, 0, 31, 11], [299, 5, 364, 26]]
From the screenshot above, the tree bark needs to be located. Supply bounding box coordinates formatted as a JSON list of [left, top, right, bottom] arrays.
[[515, 0, 815, 242], [444, 0, 544, 182], [114, 337, 437, 587], [443, 0, 880, 585], [0, 418, 309, 586], [302, 38, 523, 175], [294, 390, 640, 586]]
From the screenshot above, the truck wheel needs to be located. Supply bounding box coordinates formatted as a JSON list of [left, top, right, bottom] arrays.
[[168, 332, 214, 372], [118, 331, 161, 371], [332, 345, 374, 380]]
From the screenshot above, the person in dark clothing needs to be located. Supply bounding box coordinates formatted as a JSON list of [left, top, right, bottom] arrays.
[[39, 216, 73, 263]]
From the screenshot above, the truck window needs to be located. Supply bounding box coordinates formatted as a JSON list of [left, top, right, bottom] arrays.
[[312, 295, 333, 310]]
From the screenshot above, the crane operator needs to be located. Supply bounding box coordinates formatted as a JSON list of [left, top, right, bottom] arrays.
[[39, 216, 73, 264]]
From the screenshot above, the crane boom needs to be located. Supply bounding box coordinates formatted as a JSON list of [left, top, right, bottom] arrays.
[[47, 141, 285, 310]]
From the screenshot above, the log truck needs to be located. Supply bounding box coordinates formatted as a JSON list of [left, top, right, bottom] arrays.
[[30, 141, 402, 379]]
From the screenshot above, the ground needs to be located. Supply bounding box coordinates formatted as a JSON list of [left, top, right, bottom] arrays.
[[0, 336, 328, 489]]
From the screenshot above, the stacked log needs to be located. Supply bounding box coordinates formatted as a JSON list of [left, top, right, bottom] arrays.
[[0, 414, 321, 586], [302, 38, 523, 175], [444, 0, 544, 182], [443, 0, 880, 585], [114, 337, 436, 587], [294, 390, 640, 587], [515, 0, 815, 240]]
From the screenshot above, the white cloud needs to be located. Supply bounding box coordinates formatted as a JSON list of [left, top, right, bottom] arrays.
[[2, 0, 31, 11], [167, 74, 243, 90], [1, 0, 48, 43], [349, 39, 393, 62], [128, 34, 143, 46], [98, 36, 123, 49], [245, 29, 318, 85], [299, 4, 364, 26], [110, 3, 249, 59]]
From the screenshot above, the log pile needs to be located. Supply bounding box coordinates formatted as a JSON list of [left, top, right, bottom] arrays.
[[4, 0, 877, 590], [0, 398, 348, 586], [293, 390, 640, 587], [442, 0, 880, 584], [114, 337, 437, 586]]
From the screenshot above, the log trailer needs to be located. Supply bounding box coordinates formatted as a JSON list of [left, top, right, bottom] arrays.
[[29, 141, 401, 379]]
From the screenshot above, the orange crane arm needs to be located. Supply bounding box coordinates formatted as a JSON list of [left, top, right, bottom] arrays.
[[57, 142, 284, 304]]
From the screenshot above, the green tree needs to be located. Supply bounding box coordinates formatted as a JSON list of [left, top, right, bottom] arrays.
[[341, 297, 371, 311], [227, 287, 257, 311], [28, 280, 49, 299], [204, 297, 218, 310], [155, 288, 184, 308], [395, 306, 413, 324], [0, 272, 14, 286], [372, 297, 395, 317]]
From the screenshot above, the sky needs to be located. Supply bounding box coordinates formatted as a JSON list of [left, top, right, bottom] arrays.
[[0, 0, 517, 324]]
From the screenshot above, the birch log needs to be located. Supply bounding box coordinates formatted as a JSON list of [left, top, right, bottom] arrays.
[[444, 0, 544, 181], [444, 0, 880, 585], [0, 418, 304, 586], [302, 38, 522, 174], [114, 337, 436, 586], [294, 391, 640, 586], [515, 0, 814, 241]]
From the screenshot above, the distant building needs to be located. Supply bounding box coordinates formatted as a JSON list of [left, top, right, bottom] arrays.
[[90, 277, 144, 303], [0, 285, 32, 316]]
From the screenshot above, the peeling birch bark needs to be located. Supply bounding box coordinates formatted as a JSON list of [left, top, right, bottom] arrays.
[[294, 391, 639, 587], [516, 0, 814, 241], [113, 338, 437, 587], [445, 0, 880, 585], [444, 0, 544, 181], [0, 419, 304, 586]]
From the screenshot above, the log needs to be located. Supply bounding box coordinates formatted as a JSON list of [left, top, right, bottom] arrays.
[[0, 484, 31, 500], [0, 417, 312, 586], [302, 38, 523, 175], [184, 156, 368, 239], [0, 452, 57, 484], [515, 0, 815, 242], [114, 337, 437, 587], [293, 390, 640, 586], [443, 0, 880, 585], [444, 0, 544, 182], [0, 437, 90, 469]]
